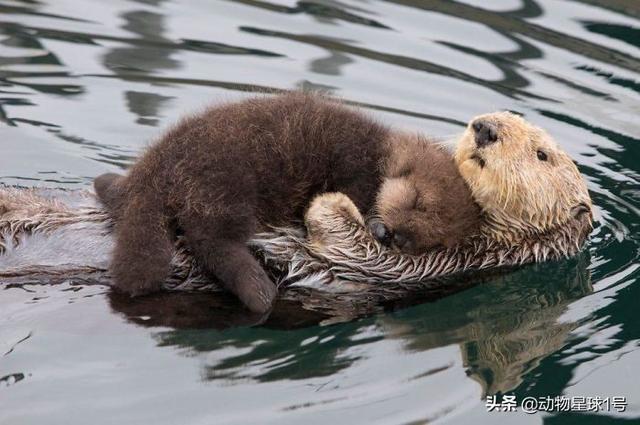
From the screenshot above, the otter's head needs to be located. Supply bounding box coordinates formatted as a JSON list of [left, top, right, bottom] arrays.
[[455, 112, 592, 244]]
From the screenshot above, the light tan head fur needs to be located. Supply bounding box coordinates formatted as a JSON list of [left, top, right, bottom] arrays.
[[455, 112, 592, 244]]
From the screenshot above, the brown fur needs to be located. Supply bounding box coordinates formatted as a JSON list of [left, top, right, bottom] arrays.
[[376, 132, 481, 253], [95, 92, 479, 313]]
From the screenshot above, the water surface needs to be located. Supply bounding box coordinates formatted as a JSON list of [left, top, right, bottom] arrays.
[[1, 1, 639, 424]]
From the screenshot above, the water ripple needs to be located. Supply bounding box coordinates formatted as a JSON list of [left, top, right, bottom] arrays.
[[0, 0, 639, 423]]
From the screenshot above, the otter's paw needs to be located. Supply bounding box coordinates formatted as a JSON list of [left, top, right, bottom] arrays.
[[305, 192, 365, 246], [111, 274, 164, 297], [233, 270, 278, 315], [306, 192, 365, 226], [110, 256, 168, 297]]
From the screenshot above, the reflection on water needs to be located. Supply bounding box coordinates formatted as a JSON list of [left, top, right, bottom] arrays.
[[104, 4, 177, 126], [1, 0, 639, 423], [108, 253, 592, 395], [402, 255, 592, 396]]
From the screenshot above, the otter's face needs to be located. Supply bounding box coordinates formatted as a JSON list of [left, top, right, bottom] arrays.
[[373, 178, 438, 254], [455, 112, 592, 240]]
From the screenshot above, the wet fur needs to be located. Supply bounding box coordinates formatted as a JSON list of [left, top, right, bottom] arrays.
[[95, 92, 479, 313], [455, 111, 593, 244], [1, 189, 591, 292]]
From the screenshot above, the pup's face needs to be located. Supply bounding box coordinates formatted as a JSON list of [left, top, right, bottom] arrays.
[[373, 178, 442, 254], [455, 112, 592, 238]]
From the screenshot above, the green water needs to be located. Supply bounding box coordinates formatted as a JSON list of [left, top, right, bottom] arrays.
[[1, 1, 639, 424]]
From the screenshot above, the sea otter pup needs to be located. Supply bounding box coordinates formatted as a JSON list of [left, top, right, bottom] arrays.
[[94, 92, 479, 314]]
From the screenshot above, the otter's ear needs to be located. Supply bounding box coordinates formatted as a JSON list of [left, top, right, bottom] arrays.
[[571, 202, 591, 219]]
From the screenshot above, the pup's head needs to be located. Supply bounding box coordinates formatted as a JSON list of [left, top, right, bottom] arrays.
[[373, 176, 480, 254], [373, 133, 482, 254], [455, 112, 592, 243]]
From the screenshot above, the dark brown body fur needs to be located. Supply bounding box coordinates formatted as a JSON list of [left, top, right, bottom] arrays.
[[95, 92, 479, 313]]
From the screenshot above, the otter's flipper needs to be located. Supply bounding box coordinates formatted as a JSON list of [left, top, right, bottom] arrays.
[[110, 192, 174, 296], [94, 172, 127, 216], [178, 207, 278, 314]]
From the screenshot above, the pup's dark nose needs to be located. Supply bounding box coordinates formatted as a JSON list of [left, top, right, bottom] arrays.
[[370, 221, 392, 246], [472, 119, 498, 148]]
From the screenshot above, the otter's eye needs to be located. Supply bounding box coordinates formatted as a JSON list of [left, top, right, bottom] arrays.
[[537, 150, 548, 161]]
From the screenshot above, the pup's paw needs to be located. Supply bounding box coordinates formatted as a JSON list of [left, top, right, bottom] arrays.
[[111, 275, 164, 297], [110, 259, 167, 297], [306, 192, 364, 228], [233, 270, 277, 315]]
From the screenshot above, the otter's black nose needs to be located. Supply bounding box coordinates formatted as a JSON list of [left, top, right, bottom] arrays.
[[370, 221, 392, 246], [472, 119, 498, 148]]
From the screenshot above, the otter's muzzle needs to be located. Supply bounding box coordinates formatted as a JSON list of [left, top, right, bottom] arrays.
[[472, 119, 498, 148]]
